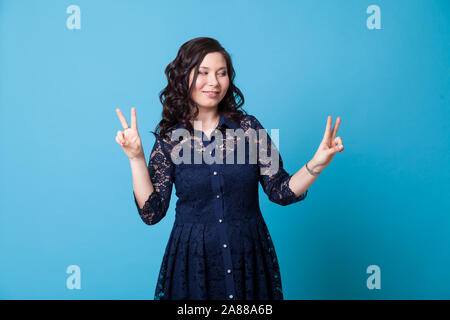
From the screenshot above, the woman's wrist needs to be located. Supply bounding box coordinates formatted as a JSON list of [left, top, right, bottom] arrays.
[[307, 158, 323, 174], [129, 153, 146, 163]]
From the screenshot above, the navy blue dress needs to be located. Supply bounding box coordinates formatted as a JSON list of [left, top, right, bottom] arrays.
[[133, 113, 308, 300]]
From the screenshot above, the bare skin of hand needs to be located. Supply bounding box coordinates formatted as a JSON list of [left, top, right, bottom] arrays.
[[310, 116, 344, 172], [115, 107, 145, 160]]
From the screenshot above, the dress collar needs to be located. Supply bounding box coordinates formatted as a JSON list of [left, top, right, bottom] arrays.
[[174, 113, 239, 131]]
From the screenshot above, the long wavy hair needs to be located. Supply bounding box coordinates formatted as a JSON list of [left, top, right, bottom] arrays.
[[152, 37, 246, 138]]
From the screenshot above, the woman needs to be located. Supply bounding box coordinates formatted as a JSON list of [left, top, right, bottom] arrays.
[[115, 37, 344, 300]]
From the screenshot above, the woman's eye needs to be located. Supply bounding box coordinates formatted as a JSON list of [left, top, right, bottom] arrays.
[[199, 71, 227, 76]]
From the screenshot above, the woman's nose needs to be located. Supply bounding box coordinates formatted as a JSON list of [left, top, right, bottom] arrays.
[[208, 74, 219, 84]]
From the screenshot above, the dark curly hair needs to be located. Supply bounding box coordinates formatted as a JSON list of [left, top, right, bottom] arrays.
[[151, 37, 247, 138]]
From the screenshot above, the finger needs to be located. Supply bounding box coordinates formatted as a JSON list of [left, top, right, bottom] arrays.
[[131, 107, 137, 130], [334, 136, 344, 152], [331, 117, 341, 141], [116, 108, 130, 130], [116, 131, 126, 145], [328, 144, 342, 155], [115, 135, 126, 146], [119, 131, 127, 145], [322, 116, 332, 142]]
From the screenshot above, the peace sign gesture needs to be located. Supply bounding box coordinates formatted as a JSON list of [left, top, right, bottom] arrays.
[[310, 116, 344, 172], [115, 107, 145, 160]]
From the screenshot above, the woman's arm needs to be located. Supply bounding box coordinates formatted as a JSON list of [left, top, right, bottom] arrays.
[[131, 136, 175, 225], [115, 107, 174, 225], [288, 159, 322, 198], [130, 155, 154, 209], [250, 114, 308, 206]]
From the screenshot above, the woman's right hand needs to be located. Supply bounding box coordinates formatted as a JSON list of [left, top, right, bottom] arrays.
[[115, 107, 145, 160]]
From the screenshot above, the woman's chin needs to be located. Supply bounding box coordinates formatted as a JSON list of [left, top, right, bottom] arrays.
[[198, 101, 220, 109]]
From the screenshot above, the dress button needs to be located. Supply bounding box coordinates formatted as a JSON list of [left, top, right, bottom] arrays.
[[213, 171, 217, 175], [229, 294, 233, 299], [223, 244, 227, 248], [227, 269, 232, 274], [216, 194, 220, 198], [218, 219, 223, 223]]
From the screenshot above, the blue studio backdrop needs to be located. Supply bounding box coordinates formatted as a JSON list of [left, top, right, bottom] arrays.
[[0, 0, 449, 299]]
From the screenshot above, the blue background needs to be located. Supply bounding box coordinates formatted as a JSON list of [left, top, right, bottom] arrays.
[[0, 0, 449, 299]]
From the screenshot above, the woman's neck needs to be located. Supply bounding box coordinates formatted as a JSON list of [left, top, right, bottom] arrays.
[[191, 108, 220, 130]]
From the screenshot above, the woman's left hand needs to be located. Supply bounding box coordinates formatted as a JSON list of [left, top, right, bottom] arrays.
[[309, 116, 344, 172]]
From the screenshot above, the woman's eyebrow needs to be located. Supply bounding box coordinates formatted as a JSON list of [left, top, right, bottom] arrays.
[[199, 66, 227, 70]]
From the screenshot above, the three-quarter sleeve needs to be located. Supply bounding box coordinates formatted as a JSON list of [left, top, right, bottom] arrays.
[[133, 135, 174, 225], [250, 115, 308, 206]]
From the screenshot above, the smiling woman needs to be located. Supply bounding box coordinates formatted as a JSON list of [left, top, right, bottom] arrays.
[[155, 37, 245, 138], [115, 37, 343, 301], [197, 65, 228, 99]]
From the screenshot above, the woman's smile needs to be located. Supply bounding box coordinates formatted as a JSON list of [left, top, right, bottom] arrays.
[[203, 91, 219, 98]]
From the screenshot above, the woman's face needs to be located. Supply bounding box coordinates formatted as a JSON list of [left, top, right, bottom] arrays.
[[188, 52, 229, 111]]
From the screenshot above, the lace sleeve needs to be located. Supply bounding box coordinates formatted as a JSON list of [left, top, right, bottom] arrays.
[[133, 135, 174, 225], [250, 115, 308, 206]]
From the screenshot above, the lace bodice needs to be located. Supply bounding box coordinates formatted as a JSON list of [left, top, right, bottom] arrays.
[[133, 114, 307, 225]]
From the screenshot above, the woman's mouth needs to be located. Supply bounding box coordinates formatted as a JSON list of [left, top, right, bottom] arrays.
[[203, 91, 219, 98]]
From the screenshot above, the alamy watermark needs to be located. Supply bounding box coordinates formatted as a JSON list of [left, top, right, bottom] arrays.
[[169, 123, 280, 176], [66, 5, 81, 30], [66, 265, 81, 290], [366, 265, 381, 290], [366, 5, 381, 30]]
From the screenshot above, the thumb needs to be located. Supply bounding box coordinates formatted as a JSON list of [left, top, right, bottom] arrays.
[[334, 143, 343, 153], [120, 131, 127, 146], [326, 145, 340, 156]]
